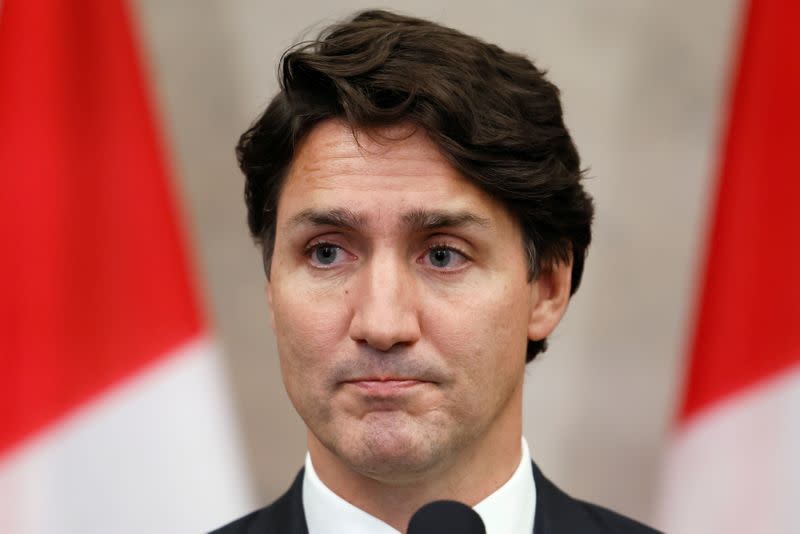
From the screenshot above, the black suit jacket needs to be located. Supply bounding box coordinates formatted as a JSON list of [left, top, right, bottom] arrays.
[[211, 462, 661, 533]]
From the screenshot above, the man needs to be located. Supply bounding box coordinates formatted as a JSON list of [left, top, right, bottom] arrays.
[[214, 9, 660, 534]]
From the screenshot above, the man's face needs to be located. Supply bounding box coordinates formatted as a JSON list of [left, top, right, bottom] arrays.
[[267, 120, 566, 482]]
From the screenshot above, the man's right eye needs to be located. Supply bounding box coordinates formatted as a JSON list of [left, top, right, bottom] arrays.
[[306, 243, 347, 268]]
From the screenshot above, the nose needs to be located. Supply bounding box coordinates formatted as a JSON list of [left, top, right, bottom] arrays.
[[348, 251, 421, 352]]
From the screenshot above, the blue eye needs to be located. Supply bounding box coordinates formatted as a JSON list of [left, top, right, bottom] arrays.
[[428, 247, 453, 268], [424, 246, 468, 270], [310, 244, 341, 266]]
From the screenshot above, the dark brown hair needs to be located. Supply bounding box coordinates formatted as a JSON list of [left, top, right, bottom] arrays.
[[237, 9, 594, 362]]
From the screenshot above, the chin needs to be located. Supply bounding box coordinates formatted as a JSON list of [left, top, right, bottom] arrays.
[[335, 415, 450, 481]]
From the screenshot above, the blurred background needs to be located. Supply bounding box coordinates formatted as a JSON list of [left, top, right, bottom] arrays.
[[129, 0, 743, 526]]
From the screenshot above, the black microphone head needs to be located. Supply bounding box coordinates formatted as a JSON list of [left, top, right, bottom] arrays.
[[406, 500, 486, 534]]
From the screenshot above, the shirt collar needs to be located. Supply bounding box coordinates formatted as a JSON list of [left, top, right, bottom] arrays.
[[473, 437, 535, 534], [302, 438, 536, 534]]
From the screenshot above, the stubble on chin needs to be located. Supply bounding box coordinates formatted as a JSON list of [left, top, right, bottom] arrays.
[[312, 408, 467, 484]]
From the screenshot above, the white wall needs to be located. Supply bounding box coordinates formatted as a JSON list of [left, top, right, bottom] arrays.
[[133, 0, 742, 525]]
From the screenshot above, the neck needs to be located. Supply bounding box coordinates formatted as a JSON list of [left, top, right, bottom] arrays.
[[308, 394, 523, 532]]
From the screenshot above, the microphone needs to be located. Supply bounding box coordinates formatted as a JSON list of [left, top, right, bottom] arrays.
[[406, 500, 486, 534]]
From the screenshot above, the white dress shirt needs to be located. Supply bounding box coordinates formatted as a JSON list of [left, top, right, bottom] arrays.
[[302, 438, 536, 534]]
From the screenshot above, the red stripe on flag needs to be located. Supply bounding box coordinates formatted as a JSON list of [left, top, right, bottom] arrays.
[[0, 0, 204, 455], [679, 0, 800, 422]]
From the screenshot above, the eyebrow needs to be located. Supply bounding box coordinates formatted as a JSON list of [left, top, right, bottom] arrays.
[[400, 208, 491, 232], [285, 207, 491, 232], [286, 207, 368, 231]]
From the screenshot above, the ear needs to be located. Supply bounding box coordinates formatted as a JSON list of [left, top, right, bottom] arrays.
[[528, 260, 573, 342]]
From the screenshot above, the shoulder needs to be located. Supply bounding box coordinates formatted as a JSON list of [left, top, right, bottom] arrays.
[[564, 499, 661, 534], [209, 470, 308, 534], [532, 462, 662, 534]]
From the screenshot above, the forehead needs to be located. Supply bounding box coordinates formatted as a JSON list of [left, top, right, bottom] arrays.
[[291, 120, 448, 180], [276, 120, 510, 228]]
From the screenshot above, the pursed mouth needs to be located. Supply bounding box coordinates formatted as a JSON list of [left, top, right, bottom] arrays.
[[342, 378, 431, 394], [345, 376, 424, 383]]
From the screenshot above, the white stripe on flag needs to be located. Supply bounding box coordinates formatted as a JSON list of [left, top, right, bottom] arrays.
[[0, 337, 254, 534], [657, 363, 800, 534]]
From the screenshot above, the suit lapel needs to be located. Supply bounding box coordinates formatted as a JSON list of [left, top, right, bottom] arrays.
[[270, 469, 309, 534], [531, 461, 595, 534], [533, 459, 604, 533]]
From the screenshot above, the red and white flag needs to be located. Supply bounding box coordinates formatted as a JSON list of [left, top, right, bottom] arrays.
[[658, 0, 800, 532], [0, 0, 252, 532]]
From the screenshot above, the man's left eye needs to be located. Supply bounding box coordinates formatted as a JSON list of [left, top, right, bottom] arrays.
[[422, 246, 469, 270]]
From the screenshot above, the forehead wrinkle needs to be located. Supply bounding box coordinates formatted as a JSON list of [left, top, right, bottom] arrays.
[[293, 143, 455, 181], [296, 159, 458, 186], [292, 117, 456, 175], [289, 124, 466, 189]]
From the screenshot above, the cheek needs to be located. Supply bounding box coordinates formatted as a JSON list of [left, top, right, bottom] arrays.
[[424, 279, 530, 380], [270, 281, 350, 378], [490, 282, 533, 356]]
